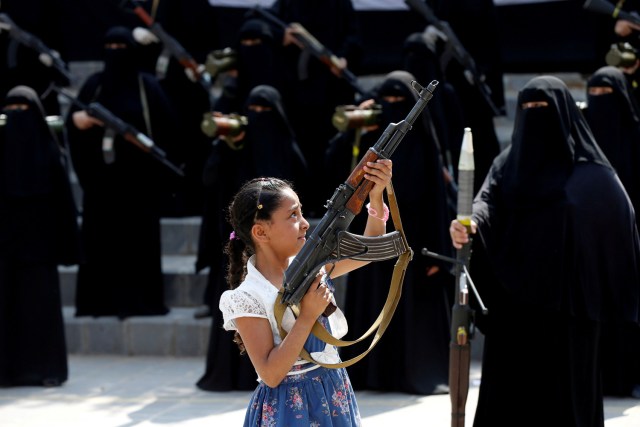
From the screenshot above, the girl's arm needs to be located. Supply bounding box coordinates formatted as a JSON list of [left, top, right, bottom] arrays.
[[235, 277, 331, 388], [327, 158, 392, 278]]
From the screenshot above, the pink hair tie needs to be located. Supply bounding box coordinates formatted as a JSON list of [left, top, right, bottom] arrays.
[[229, 231, 237, 241], [366, 202, 389, 224]]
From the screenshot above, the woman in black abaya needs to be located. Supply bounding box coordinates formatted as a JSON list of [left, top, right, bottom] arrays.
[[426, 0, 505, 192], [66, 27, 178, 318], [0, 86, 81, 386], [451, 76, 640, 426], [403, 31, 466, 182], [267, 0, 362, 216], [196, 85, 308, 391], [585, 65, 640, 398], [334, 71, 454, 395], [585, 65, 640, 222], [213, 18, 284, 116]]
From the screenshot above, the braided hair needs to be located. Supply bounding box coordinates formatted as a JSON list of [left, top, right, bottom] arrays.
[[225, 177, 293, 353]]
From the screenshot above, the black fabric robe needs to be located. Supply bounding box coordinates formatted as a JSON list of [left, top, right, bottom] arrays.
[[470, 76, 640, 426], [0, 86, 81, 386], [155, 0, 219, 217], [196, 85, 308, 391], [330, 71, 455, 395], [426, 0, 505, 192], [66, 27, 178, 318], [266, 0, 363, 216], [158, 59, 213, 218], [403, 31, 465, 179], [585, 65, 640, 397], [213, 18, 286, 116]]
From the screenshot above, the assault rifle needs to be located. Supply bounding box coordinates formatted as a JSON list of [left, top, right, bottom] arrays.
[[119, 0, 213, 100], [248, 6, 367, 97], [281, 80, 438, 307], [0, 13, 73, 83], [404, 0, 501, 116], [53, 86, 184, 177]]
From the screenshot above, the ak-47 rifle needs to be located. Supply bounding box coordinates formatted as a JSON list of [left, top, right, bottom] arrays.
[[281, 80, 438, 307], [404, 0, 502, 116], [53, 86, 184, 177], [248, 6, 367, 97], [0, 13, 73, 83], [119, 0, 213, 100], [422, 127, 487, 427]]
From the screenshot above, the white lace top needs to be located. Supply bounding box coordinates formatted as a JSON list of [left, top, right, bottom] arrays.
[[219, 255, 348, 377]]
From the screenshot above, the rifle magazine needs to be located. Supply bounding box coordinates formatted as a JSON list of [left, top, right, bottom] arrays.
[[336, 230, 409, 262]]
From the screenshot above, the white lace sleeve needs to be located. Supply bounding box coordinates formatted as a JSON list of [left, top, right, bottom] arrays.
[[219, 289, 268, 331]]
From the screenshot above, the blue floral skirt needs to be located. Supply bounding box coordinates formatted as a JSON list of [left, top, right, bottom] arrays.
[[243, 365, 361, 426]]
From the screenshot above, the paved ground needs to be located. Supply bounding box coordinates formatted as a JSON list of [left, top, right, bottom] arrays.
[[0, 355, 639, 427]]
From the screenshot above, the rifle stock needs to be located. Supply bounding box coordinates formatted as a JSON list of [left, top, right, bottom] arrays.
[[281, 80, 438, 307]]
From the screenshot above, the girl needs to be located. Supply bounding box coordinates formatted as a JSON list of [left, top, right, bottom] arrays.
[[220, 158, 392, 426]]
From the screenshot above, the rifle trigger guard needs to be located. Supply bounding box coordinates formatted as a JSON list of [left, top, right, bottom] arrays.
[[335, 230, 409, 262]]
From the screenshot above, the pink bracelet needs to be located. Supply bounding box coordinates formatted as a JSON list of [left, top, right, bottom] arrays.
[[366, 202, 389, 223]]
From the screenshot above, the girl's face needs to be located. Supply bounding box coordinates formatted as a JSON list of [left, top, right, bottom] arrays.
[[263, 188, 309, 259]]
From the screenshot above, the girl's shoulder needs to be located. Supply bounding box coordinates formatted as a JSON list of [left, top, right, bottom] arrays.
[[219, 279, 277, 330]]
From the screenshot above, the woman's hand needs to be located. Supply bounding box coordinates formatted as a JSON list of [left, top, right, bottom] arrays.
[[72, 111, 103, 130], [450, 219, 477, 249], [615, 19, 640, 37]]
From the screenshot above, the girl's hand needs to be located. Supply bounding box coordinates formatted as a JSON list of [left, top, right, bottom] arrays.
[[299, 276, 332, 321], [364, 159, 392, 200]]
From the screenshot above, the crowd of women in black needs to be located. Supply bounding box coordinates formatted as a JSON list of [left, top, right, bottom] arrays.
[[1, 0, 640, 426]]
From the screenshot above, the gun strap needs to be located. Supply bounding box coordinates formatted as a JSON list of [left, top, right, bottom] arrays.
[[139, 75, 153, 139], [274, 180, 413, 369]]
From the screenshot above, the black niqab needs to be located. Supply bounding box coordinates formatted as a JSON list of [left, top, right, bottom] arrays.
[[243, 85, 308, 187], [502, 76, 609, 205], [586, 66, 640, 216], [474, 76, 638, 322], [1, 86, 56, 197], [99, 26, 143, 116]]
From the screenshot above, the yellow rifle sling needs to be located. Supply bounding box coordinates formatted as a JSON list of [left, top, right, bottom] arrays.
[[273, 180, 413, 368]]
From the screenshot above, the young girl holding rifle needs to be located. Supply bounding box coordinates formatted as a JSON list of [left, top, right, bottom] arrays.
[[219, 158, 391, 426]]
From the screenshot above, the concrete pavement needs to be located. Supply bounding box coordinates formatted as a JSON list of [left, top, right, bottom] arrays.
[[1, 355, 639, 427]]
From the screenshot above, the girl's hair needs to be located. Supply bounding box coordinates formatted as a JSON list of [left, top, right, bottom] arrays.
[[224, 177, 293, 290], [224, 177, 293, 354]]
